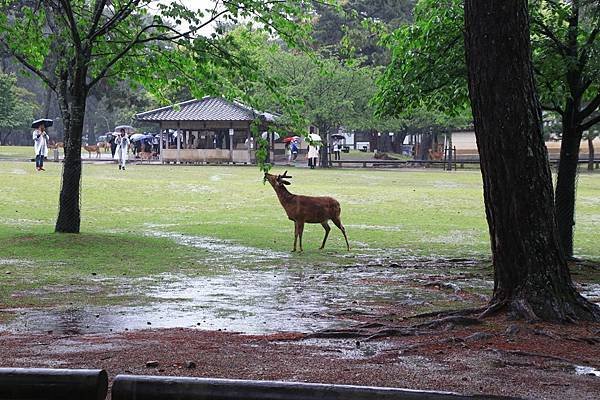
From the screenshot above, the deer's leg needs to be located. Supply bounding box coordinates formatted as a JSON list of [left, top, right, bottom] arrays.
[[320, 221, 331, 249], [332, 217, 350, 251], [293, 221, 299, 252], [297, 221, 305, 252]]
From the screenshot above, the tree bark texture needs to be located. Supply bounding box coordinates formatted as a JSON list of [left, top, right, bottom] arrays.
[[464, 0, 599, 321], [54, 67, 86, 234], [555, 121, 582, 258]]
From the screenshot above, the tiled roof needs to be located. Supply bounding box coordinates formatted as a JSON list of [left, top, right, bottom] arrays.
[[135, 97, 275, 122]]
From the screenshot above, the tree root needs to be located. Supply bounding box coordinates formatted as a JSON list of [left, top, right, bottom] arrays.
[[490, 349, 574, 364], [307, 315, 482, 340], [406, 306, 486, 321], [480, 292, 600, 323]]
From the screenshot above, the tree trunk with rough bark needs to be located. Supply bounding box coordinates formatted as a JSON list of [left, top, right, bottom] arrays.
[[464, 0, 599, 322], [555, 119, 583, 258], [55, 66, 87, 234]]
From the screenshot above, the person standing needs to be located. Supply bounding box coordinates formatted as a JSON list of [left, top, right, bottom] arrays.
[[109, 133, 117, 158], [333, 140, 341, 161], [291, 140, 299, 161], [307, 142, 320, 169], [32, 124, 49, 171], [116, 129, 130, 170]]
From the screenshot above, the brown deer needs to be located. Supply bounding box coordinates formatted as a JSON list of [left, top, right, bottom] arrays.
[[264, 171, 350, 252], [83, 144, 101, 158]]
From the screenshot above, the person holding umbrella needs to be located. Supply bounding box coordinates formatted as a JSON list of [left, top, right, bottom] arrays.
[[307, 141, 320, 169], [108, 133, 117, 158], [32, 119, 51, 171], [115, 128, 130, 170]]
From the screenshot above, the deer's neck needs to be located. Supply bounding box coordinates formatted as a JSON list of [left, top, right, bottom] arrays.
[[273, 184, 295, 206]]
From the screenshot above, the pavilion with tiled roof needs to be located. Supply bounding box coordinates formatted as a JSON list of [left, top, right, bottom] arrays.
[[135, 97, 278, 164]]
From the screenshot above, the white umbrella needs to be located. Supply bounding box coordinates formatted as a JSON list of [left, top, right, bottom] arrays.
[[307, 133, 322, 142], [114, 125, 135, 133], [261, 131, 280, 140]]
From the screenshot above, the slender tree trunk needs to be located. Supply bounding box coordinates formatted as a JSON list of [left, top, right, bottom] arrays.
[[446, 133, 453, 171], [555, 118, 583, 258], [55, 67, 87, 233], [588, 136, 595, 171], [464, 0, 599, 322], [318, 126, 330, 168]]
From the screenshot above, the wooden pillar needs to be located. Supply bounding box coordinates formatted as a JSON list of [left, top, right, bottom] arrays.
[[269, 131, 274, 165], [247, 125, 252, 164], [176, 122, 181, 164], [159, 122, 163, 164], [228, 128, 234, 163]]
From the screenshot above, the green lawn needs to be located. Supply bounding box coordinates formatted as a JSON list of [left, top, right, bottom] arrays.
[[0, 145, 36, 159], [0, 159, 598, 309]]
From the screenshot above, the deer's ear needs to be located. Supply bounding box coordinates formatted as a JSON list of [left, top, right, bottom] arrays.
[[281, 179, 291, 185]]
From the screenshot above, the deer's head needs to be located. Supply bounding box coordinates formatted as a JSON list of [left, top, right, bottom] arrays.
[[264, 171, 293, 188]]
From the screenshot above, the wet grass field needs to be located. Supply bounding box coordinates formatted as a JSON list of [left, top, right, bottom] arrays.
[[0, 158, 598, 333]]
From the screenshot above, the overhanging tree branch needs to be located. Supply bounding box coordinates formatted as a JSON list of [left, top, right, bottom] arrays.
[[581, 114, 600, 131], [88, 0, 141, 42], [87, 5, 234, 90], [58, 0, 83, 51], [88, 0, 109, 38], [0, 39, 56, 92], [578, 26, 599, 69], [533, 19, 568, 57], [579, 92, 600, 120]]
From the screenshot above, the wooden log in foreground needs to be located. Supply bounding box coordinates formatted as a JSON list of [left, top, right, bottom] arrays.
[[0, 368, 108, 400], [112, 375, 520, 400]]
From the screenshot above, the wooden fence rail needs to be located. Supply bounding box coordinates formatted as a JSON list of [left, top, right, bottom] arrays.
[[111, 375, 519, 400], [0, 368, 108, 400]]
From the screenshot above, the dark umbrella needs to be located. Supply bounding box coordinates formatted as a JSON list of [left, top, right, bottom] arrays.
[[31, 119, 53, 129], [331, 134, 345, 139]]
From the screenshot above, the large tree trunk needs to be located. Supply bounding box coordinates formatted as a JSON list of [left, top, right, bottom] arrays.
[[464, 0, 599, 322], [318, 127, 331, 168], [555, 118, 583, 258], [55, 68, 86, 233]]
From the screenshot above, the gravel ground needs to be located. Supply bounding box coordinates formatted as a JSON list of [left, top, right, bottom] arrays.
[[1, 316, 599, 399]]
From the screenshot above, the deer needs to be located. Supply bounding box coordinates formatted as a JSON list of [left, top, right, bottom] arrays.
[[83, 144, 101, 158], [264, 171, 350, 252]]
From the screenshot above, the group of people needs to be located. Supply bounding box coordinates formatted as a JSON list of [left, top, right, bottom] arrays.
[[33, 125, 130, 171], [283, 138, 343, 169]]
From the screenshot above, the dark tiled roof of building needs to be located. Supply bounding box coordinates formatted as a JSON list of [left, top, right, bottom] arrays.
[[135, 97, 276, 122]]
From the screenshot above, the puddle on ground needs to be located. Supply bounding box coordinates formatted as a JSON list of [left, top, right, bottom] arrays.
[[2, 231, 596, 338], [147, 231, 289, 266], [2, 263, 484, 336], [574, 365, 600, 377]]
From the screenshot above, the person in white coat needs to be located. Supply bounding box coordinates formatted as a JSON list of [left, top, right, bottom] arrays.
[[307, 142, 320, 169], [32, 124, 49, 171], [116, 129, 130, 170]]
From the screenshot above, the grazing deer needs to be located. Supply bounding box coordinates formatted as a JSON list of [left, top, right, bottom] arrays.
[[264, 171, 350, 252], [83, 144, 101, 158], [428, 147, 444, 161]]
